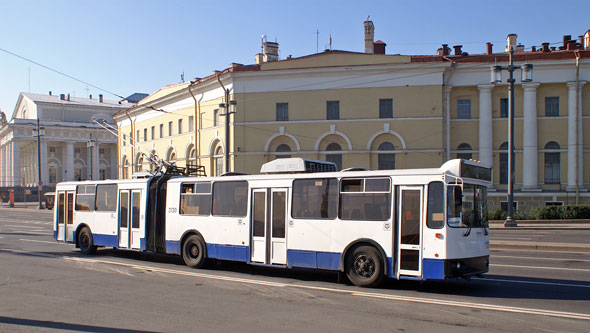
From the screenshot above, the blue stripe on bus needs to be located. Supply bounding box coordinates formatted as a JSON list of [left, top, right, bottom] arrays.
[[53, 230, 57, 240], [206, 244, 249, 262], [166, 240, 180, 254], [287, 250, 341, 270], [93, 234, 118, 247], [388, 257, 394, 277], [140, 238, 146, 251], [422, 258, 445, 280]]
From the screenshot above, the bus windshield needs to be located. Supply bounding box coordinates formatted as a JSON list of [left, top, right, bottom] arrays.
[[447, 184, 488, 228]]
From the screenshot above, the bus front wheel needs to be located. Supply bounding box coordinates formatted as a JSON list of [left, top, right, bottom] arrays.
[[182, 235, 206, 268], [78, 227, 97, 255], [346, 245, 384, 287]]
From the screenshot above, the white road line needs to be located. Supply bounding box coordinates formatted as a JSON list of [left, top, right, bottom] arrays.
[[473, 277, 590, 289], [494, 237, 533, 241], [1, 247, 589, 321], [19, 239, 73, 245], [5, 225, 45, 229], [493, 255, 590, 262], [491, 264, 590, 272], [492, 248, 590, 254]]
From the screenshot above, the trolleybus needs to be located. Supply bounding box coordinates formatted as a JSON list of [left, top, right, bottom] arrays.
[[54, 158, 490, 287]]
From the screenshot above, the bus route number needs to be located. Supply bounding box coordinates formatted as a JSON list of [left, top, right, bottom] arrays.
[[168, 207, 177, 214]]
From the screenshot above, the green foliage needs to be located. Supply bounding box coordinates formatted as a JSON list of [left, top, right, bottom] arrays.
[[489, 208, 506, 220], [488, 205, 590, 220]]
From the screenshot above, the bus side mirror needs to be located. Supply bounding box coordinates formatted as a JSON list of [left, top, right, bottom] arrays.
[[454, 187, 463, 206]]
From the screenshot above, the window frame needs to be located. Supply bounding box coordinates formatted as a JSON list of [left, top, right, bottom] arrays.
[[339, 177, 391, 221], [326, 101, 340, 120], [179, 182, 212, 216], [457, 99, 472, 119], [379, 98, 393, 118], [211, 181, 248, 217], [276, 103, 289, 121], [291, 178, 339, 220], [545, 96, 560, 117], [95, 184, 117, 212], [75, 184, 96, 211]]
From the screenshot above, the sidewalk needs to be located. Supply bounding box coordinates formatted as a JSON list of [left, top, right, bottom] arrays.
[[0, 201, 53, 213]]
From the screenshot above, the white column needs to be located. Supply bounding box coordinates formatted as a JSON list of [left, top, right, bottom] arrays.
[[577, 82, 586, 190], [92, 143, 99, 180], [11, 140, 21, 187], [64, 142, 74, 181], [0, 144, 5, 186], [478, 85, 494, 167], [521, 82, 540, 191], [40, 140, 48, 186], [110, 145, 118, 179], [566, 82, 586, 191], [7, 141, 13, 186], [445, 86, 452, 161]]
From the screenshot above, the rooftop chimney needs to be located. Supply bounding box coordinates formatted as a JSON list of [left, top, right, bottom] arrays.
[[49, 91, 52, 96], [99, 94, 103, 103], [441, 44, 450, 56], [486, 42, 493, 55], [563, 35, 572, 48], [89, 94, 92, 99], [584, 30, 590, 50], [60, 94, 65, 101], [506, 33, 517, 52], [67, 94, 70, 101], [542, 42, 550, 52], [373, 40, 386, 54], [453, 45, 463, 56], [256, 36, 279, 64], [364, 19, 375, 54]]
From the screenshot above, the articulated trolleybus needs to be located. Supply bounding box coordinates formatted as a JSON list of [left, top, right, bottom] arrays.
[[54, 158, 491, 287]]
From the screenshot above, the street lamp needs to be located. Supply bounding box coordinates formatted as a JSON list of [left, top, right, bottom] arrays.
[[490, 48, 533, 227], [219, 92, 236, 174], [32, 119, 45, 209], [87, 139, 96, 180]]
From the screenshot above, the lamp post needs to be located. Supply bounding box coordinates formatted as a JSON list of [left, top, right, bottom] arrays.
[[32, 118, 45, 209], [87, 138, 96, 180], [219, 89, 236, 174], [491, 48, 533, 227]]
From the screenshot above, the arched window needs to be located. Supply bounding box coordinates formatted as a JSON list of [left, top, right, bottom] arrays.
[[214, 146, 224, 176], [499, 142, 508, 184], [325, 143, 342, 170], [456, 143, 472, 160], [167, 149, 176, 163], [275, 144, 291, 159], [187, 145, 196, 167], [121, 156, 129, 179], [544, 141, 560, 184], [378, 142, 395, 170], [136, 155, 143, 173]]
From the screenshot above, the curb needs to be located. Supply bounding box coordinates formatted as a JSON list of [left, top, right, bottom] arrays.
[[490, 240, 590, 253]]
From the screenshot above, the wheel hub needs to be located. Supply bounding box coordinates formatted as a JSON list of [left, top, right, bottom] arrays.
[[354, 255, 375, 278]]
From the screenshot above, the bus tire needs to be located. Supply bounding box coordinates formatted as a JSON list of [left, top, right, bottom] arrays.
[[78, 227, 97, 255], [345, 245, 384, 287], [182, 235, 206, 268]]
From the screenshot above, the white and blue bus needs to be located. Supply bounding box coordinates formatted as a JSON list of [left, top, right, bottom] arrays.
[[54, 158, 491, 287]]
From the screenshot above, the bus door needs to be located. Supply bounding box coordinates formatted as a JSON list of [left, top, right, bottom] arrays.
[[56, 191, 74, 242], [118, 190, 141, 249], [251, 188, 288, 265], [397, 186, 423, 277]]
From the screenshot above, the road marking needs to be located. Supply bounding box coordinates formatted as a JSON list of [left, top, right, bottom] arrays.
[[19, 239, 73, 245], [491, 264, 590, 272], [493, 255, 590, 262], [492, 248, 590, 254], [5, 225, 45, 229], [473, 277, 590, 289], [1, 247, 590, 321], [493, 237, 533, 241]]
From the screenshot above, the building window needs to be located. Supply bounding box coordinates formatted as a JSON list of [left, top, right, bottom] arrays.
[[142, 129, 146, 141], [499, 142, 508, 184], [168, 121, 173, 136], [544, 141, 560, 184], [189, 116, 194, 132], [214, 146, 223, 176], [545, 201, 563, 206], [214, 109, 220, 127], [457, 99, 471, 119], [377, 142, 395, 170], [151, 126, 155, 140], [500, 201, 518, 213], [456, 143, 472, 160], [545, 97, 559, 116], [326, 101, 340, 120], [49, 147, 56, 153], [178, 119, 183, 134], [276, 103, 288, 121], [123, 134, 126, 146], [379, 99, 393, 118], [500, 98, 508, 118], [136, 130, 140, 142], [159, 124, 163, 138], [325, 142, 342, 170], [275, 144, 291, 159]]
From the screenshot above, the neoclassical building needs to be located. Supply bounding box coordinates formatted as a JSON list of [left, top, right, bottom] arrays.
[[115, 21, 590, 211], [0, 93, 135, 197]]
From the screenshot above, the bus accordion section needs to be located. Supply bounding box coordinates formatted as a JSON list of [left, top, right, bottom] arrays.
[[53, 158, 491, 287]]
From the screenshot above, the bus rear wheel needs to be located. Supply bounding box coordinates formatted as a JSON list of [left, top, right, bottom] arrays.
[[182, 235, 206, 268], [346, 245, 384, 287], [78, 227, 97, 255]]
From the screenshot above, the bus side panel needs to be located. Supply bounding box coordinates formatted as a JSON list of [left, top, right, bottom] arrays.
[[287, 219, 333, 269]]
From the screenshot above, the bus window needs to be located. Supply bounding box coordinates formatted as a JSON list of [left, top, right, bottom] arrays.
[[212, 181, 248, 217], [95, 184, 117, 212], [339, 177, 391, 221], [426, 181, 444, 229], [447, 185, 462, 227], [75, 185, 96, 211], [180, 182, 211, 216], [292, 178, 338, 219]]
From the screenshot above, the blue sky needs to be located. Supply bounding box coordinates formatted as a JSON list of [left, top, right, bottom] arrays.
[[1, 0, 589, 116]]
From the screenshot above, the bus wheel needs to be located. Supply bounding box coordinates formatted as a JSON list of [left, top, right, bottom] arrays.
[[346, 245, 384, 287], [182, 235, 206, 268], [78, 227, 97, 255]]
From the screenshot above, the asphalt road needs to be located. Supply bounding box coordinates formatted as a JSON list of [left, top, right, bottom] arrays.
[[0, 209, 589, 332]]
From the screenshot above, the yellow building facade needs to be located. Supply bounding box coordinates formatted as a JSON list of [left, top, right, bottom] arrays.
[[114, 36, 590, 212]]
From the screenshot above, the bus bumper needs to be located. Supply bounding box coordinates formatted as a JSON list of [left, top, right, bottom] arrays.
[[422, 256, 489, 280]]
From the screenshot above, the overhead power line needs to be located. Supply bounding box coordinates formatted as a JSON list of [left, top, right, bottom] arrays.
[[0, 46, 125, 99]]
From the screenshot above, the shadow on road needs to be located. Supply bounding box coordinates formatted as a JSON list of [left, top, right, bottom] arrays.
[[0, 315, 156, 333]]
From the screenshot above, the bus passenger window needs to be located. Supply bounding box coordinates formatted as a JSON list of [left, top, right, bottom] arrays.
[[95, 184, 117, 212], [75, 185, 96, 211], [180, 182, 211, 216], [212, 181, 248, 217], [427, 181, 444, 229], [292, 178, 338, 219], [339, 177, 391, 221]]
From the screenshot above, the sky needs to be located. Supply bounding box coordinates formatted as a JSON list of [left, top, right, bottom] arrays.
[[1, 0, 589, 116]]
